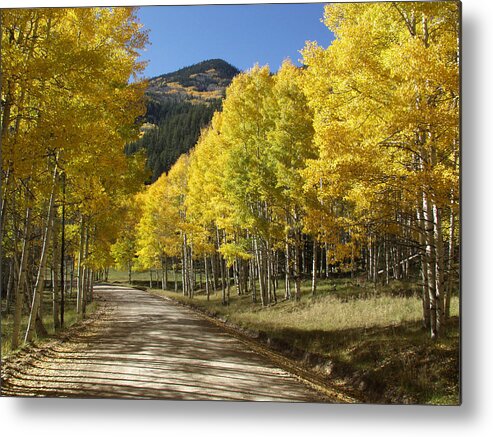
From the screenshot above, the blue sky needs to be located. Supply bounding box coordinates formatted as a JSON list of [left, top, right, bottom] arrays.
[[136, 3, 334, 78]]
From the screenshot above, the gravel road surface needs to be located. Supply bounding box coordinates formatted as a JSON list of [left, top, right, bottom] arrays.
[[1, 284, 328, 401]]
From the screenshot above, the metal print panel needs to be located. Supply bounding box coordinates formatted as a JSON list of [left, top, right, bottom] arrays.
[[0, 1, 461, 405]]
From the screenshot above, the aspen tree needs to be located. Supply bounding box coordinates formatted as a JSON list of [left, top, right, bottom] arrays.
[[301, 2, 459, 337]]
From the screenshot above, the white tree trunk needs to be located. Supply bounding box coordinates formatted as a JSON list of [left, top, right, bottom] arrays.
[[433, 201, 446, 334], [76, 217, 85, 313], [417, 208, 431, 330], [25, 167, 58, 343], [445, 206, 456, 319], [285, 237, 291, 300], [182, 232, 188, 296], [423, 191, 438, 339], [12, 205, 31, 349], [82, 223, 89, 315], [311, 238, 317, 296], [294, 231, 301, 301], [204, 254, 210, 300]]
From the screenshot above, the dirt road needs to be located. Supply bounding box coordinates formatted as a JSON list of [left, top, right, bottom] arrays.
[[1, 284, 328, 401]]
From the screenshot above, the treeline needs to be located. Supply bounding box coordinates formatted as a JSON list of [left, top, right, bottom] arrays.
[[126, 99, 221, 182], [0, 8, 147, 348], [123, 2, 459, 340]]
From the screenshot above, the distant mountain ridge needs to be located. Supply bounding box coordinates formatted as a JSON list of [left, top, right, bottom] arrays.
[[127, 59, 240, 182], [146, 58, 241, 104]]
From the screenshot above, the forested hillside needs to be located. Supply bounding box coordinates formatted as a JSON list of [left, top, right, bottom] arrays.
[[126, 59, 239, 181]]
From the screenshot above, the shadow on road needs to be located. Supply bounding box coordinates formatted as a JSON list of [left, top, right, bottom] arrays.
[[2, 285, 325, 402]]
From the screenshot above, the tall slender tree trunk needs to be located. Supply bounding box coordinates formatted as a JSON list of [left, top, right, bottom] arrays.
[[325, 242, 330, 279], [373, 241, 380, 285], [311, 238, 317, 296], [351, 240, 356, 280], [250, 256, 257, 303], [301, 234, 306, 275], [445, 148, 458, 320], [294, 230, 301, 301], [89, 270, 94, 302], [162, 256, 168, 290], [242, 255, 249, 296], [225, 264, 231, 304], [11, 205, 31, 350], [216, 227, 226, 305], [6, 258, 14, 313], [210, 252, 217, 294], [423, 191, 438, 339], [204, 254, 210, 301], [254, 237, 267, 306], [445, 206, 456, 320], [173, 259, 178, 292], [199, 261, 203, 291], [52, 213, 60, 330], [60, 173, 66, 327], [69, 257, 74, 298], [433, 201, 446, 334], [25, 166, 58, 343], [233, 258, 240, 295], [82, 224, 89, 315], [384, 238, 390, 285], [418, 209, 431, 330], [2, 172, 16, 311], [285, 236, 291, 300], [189, 243, 194, 297], [182, 233, 188, 296], [76, 217, 85, 313]]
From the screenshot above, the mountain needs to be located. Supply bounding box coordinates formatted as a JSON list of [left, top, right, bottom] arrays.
[[146, 59, 241, 104], [126, 59, 240, 182]]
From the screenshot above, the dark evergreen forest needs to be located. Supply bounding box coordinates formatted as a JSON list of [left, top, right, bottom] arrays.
[[125, 99, 221, 182]]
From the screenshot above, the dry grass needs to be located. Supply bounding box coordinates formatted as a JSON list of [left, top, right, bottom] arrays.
[[152, 278, 460, 405], [155, 278, 459, 334], [234, 295, 458, 332]]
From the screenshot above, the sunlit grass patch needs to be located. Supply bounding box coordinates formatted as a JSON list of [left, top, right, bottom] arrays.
[[1, 296, 97, 358]]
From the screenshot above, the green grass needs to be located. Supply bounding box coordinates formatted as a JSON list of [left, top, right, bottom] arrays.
[[107, 268, 208, 294], [107, 267, 207, 285], [1, 293, 97, 358], [151, 277, 460, 405], [107, 268, 156, 283]]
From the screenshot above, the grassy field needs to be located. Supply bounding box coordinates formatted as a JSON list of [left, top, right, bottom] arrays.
[[107, 267, 203, 286], [1, 293, 97, 358], [150, 277, 460, 405], [107, 268, 156, 283]]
